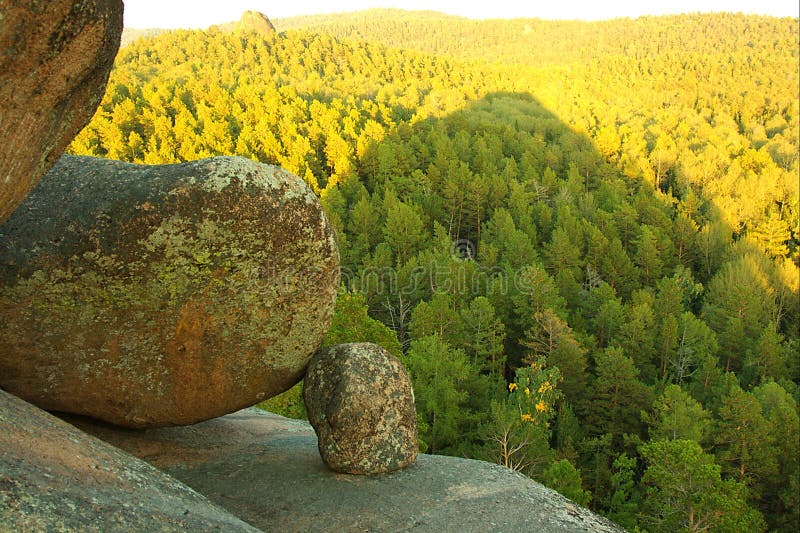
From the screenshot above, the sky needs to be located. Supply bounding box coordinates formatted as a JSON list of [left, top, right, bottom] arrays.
[[123, 0, 800, 29]]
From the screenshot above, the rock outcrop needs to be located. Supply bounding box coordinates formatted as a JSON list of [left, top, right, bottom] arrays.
[[0, 389, 258, 531], [0, 155, 339, 428], [0, 0, 123, 224], [69, 407, 625, 532], [304, 343, 418, 474], [237, 11, 276, 34]]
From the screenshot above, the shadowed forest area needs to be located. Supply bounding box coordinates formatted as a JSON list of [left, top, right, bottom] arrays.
[[69, 11, 798, 531]]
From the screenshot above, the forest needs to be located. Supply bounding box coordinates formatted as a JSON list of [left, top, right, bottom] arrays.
[[71, 10, 799, 532]]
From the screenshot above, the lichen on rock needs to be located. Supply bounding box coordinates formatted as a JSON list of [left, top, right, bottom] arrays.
[[304, 342, 418, 475], [0, 155, 340, 428]]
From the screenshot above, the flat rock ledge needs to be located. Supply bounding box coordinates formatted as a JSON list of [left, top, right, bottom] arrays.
[[0, 389, 257, 532], [69, 407, 625, 532]]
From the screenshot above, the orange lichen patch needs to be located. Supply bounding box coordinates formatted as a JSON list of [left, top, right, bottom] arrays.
[[104, 336, 122, 363], [173, 298, 216, 354], [164, 298, 227, 424], [210, 267, 228, 279]]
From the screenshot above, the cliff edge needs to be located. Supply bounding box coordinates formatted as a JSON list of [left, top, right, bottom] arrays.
[[68, 407, 624, 532]]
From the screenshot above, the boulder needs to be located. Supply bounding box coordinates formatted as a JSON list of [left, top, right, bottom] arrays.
[[0, 155, 340, 428], [0, 389, 258, 532], [0, 0, 123, 224], [304, 343, 418, 474], [70, 407, 625, 532]]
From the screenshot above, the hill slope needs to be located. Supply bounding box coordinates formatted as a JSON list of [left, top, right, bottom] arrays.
[[274, 9, 799, 66]]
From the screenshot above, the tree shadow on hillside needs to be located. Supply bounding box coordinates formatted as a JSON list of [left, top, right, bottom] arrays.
[[339, 89, 742, 341], [345, 86, 790, 395]]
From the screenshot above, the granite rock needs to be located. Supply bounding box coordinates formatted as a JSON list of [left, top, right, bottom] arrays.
[[0, 389, 258, 532], [0, 0, 123, 224], [238, 11, 276, 34], [70, 407, 625, 532], [304, 343, 418, 474], [0, 155, 339, 428]]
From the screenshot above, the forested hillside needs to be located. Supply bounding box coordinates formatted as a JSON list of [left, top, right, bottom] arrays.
[[70, 10, 799, 531]]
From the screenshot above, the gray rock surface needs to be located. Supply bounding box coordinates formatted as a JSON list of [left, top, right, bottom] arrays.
[[70, 407, 625, 532], [304, 343, 418, 474], [0, 389, 258, 532], [0, 155, 339, 428], [0, 0, 123, 224]]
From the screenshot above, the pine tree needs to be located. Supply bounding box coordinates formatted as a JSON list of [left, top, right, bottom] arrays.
[[702, 255, 777, 373], [640, 439, 765, 533], [460, 296, 506, 377], [383, 199, 426, 265], [408, 292, 463, 346], [587, 346, 651, 441], [750, 213, 791, 258], [541, 459, 592, 507], [644, 384, 712, 444], [617, 295, 658, 383], [715, 384, 777, 494], [403, 335, 476, 454], [607, 453, 641, 530], [634, 225, 664, 286], [521, 309, 588, 408], [752, 381, 800, 530]]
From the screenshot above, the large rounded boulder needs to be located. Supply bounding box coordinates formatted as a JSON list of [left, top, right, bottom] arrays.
[[0, 0, 123, 224], [0, 155, 339, 428]]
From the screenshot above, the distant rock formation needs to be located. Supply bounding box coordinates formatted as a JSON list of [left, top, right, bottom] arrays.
[[0, 389, 258, 531], [0, 0, 123, 224], [304, 343, 418, 474], [121, 12, 276, 47], [0, 155, 339, 428], [69, 406, 625, 532], [237, 11, 277, 35]]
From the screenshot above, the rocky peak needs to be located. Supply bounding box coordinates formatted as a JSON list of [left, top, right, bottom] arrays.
[[237, 11, 276, 35]]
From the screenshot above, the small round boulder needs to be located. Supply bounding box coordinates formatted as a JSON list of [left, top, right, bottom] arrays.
[[304, 343, 418, 475]]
